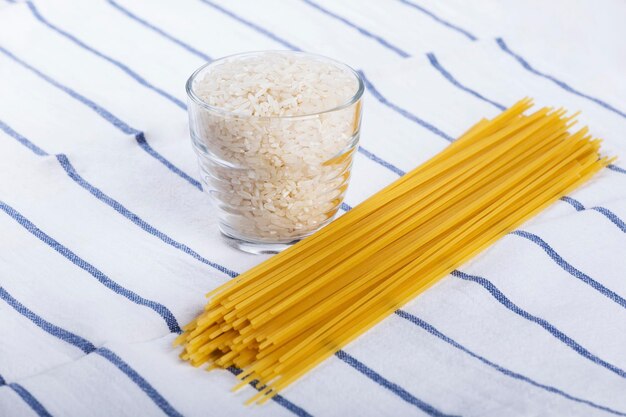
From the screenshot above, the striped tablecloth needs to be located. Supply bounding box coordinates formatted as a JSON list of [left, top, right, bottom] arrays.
[[1, 1, 625, 416]]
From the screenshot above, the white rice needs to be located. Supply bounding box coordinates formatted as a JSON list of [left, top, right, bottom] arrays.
[[189, 52, 361, 241]]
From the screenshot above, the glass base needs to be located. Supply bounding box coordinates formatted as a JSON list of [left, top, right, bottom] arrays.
[[220, 231, 300, 255]]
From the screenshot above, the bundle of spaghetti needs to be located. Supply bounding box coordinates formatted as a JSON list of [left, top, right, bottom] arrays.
[[175, 98, 613, 404]]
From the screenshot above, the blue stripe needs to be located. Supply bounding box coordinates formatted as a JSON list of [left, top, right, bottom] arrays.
[[197, 0, 302, 51], [424, 52, 626, 235], [0, 287, 184, 417], [496, 38, 626, 120], [560, 197, 626, 233], [335, 350, 459, 416], [0, 46, 137, 135], [0, 201, 181, 333], [426, 52, 505, 110], [134, 132, 202, 190], [227, 368, 312, 417], [560, 196, 585, 211], [269, 391, 312, 417], [56, 154, 236, 277], [395, 310, 626, 416], [423, 51, 626, 185], [396, 0, 477, 41], [608, 164, 626, 175], [358, 147, 406, 176], [24, 1, 186, 110], [0, 48, 202, 190], [0, 120, 48, 156], [0, 124, 227, 277], [95, 348, 184, 417], [0, 287, 96, 353], [359, 70, 455, 142], [0, 370, 46, 414], [106, 0, 212, 62], [300, 0, 410, 58], [8, 384, 53, 417], [591, 207, 626, 233], [452, 269, 626, 379], [512, 230, 626, 309]]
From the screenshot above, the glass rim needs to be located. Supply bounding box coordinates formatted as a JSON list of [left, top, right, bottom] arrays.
[[185, 50, 365, 120]]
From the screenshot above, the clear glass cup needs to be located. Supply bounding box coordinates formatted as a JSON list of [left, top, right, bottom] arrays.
[[186, 51, 364, 254]]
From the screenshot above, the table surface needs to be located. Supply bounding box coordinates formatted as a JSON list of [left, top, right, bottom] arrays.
[[1, 1, 625, 416]]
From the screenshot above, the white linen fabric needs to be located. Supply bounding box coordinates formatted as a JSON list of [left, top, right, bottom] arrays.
[[1, 0, 625, 416]]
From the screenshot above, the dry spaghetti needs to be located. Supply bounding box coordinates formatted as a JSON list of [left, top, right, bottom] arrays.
[[175, 98, 613, 404]]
